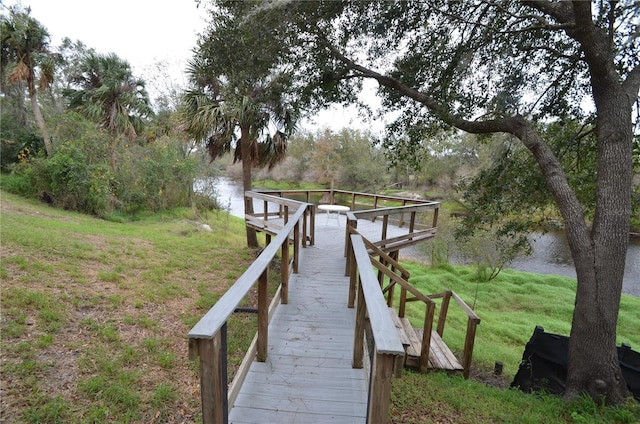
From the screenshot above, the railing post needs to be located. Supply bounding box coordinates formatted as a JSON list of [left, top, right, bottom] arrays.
[[399, 199, 407, 227], [462, 318, 480, 379], [398, 287, 407, 318], [309, 205, 315, 246], [281, 240, 289, 305], [432, 206, 439, 227], [367, 352, 395, 424], [348, 245, 357, 308], [352, 274, 365, 369], [344, 218, 357, 269], [437, 290, 452, 337], [420, 302, 435, 373], [302, 208, 308, 248], [194, 327, 228, 424], [257, 269, 269, 362], [293, 222, 299, 274]]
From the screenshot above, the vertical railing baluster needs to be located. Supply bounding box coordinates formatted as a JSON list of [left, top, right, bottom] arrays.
[[257, 269, 268, 362], [281, 238, 289, 305]]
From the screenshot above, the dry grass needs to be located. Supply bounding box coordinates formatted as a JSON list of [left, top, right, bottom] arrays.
[[0, 191, 253, 423]]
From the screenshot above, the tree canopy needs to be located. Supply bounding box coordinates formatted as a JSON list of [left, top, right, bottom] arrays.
[[205, 0, 640, 404]]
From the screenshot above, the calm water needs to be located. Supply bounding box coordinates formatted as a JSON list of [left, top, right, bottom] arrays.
[[209, 177, 640, 297], [510, 232, 639, 297]]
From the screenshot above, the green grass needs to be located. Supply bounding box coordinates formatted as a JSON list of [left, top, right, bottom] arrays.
[[0, 189, 251, 423]]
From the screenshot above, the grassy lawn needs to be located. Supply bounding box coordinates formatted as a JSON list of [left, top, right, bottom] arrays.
[[1, 190, 254, 423], [1, 189, 638, 423]]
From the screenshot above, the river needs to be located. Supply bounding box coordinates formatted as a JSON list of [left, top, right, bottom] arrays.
[[210, 177, 640, 297]]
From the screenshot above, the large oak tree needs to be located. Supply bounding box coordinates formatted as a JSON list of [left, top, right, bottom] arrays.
[[212, 0, 640, 404]]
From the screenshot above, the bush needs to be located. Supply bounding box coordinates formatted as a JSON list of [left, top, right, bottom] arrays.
[[112, 137, 197, 215], [0, 165, 39, 197], [3, 111, 201, 218], [26, 142, 115, 216]]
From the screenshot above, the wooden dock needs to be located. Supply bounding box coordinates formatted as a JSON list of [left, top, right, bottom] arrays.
[[188, 191, 478, 424], [229, 217, 368, 423]]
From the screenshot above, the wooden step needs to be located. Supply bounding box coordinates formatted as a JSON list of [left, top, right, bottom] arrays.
[[388, 310, 464, 373], [415, 328, 463, 371]]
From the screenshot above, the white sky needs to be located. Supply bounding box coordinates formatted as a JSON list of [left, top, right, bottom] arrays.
[[2, 0, 384, 133]]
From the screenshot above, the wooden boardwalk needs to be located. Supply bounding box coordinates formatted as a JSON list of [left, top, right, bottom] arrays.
[[229, 216, 369, 423]]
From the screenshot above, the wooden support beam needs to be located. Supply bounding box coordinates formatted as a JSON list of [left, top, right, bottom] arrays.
[[197, 329, 227, 424], [367, 352, 396, 424]]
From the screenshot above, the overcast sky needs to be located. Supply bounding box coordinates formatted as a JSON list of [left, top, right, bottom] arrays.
[[2, 0, 384, 133]]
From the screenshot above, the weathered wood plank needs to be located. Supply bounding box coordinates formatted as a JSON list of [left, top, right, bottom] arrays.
[[413, 328, 463, 371], [229, 407, 365, 424]]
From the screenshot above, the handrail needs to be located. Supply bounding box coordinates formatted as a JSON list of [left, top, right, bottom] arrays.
[[188, 197, 312, 424], [426, 290, 481, 379], [349, 234, 405, 424], [256, 188, 437, 210]]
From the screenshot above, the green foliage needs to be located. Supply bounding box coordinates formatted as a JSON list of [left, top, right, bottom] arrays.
[[63, 51, 152, 140], [181, 1, 298, 185], [23, 141, 114, 215], [279, 128, 389, 190], [457, 225, 531, 283], [112, 136, 197, 215], [2, 112, 200, 217]]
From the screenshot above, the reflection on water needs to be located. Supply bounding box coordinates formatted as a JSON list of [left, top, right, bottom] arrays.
[[209, 177, 640, 297]]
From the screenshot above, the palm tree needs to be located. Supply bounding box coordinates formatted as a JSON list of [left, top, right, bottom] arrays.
[[1, 6, 55, 156], [181, 57, 296, 247], [64, 52, 152, 170]]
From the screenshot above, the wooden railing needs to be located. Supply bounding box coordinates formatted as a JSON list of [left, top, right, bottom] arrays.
[[349, 234, 406, 424], [425, 290, 481, 379], [348, 231, 436, 372], [187, 194, 313, 424], [257, 188, 437, 225], [347, 217, 480, 380], [344, 202, 439, 274]]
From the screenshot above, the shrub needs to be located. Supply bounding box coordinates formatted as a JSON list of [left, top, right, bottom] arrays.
[[25, 142, 115, 216]]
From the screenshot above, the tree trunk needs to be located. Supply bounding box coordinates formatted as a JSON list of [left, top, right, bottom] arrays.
[[240, 125, 259, 248], [108, 138, 117, 171], [563, 74, 633, 406], [29, 85, 53, 157]]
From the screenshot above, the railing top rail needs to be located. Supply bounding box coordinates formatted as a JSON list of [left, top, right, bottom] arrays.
[[351, 234, 405, 356], [427, 290, 481, 321], [451, 291, 481, 321], [255, 188, 439, 207], [188, 205, 309, 340], [245, 191, 308, 209], [346, 202, 440, 222], [332, 189, 432, 204]]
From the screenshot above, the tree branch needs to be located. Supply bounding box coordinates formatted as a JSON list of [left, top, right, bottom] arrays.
[[622, 65, 640, 108], [320, 36, 591, 249]]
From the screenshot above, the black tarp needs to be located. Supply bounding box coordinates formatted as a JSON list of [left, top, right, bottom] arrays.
[[511, 326, 640, 400]]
